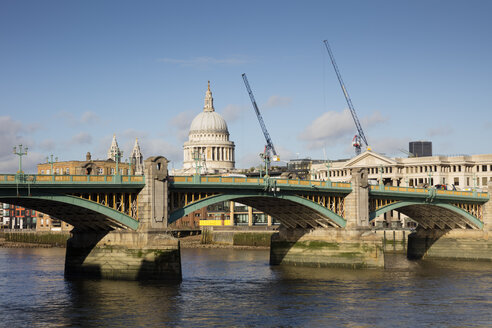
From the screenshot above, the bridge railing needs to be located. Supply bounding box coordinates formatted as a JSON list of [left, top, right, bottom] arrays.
[[171, 175, 351, 189], [370, 185, 489, 199], [0, 174, 145, 184]]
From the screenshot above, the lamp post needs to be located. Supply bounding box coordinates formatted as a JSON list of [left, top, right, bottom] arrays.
[[259, 152, 270, 178], [114, 151, 123, 175], [46, 154, 58, 175], [378, 165, 384, 189], [128, 158, 134, 176], [193, 149, 206, 176], [325, 160, 331, 182], [13, 145, 28, 174]]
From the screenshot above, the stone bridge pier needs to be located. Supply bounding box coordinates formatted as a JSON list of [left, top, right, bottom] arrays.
[[270, 169, 385, 269], [65, 156, 182, 281], [407, 181, 492, 261]]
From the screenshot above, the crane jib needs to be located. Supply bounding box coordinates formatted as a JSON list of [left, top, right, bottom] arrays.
[[242, 73, 279, 158], [323, 40, 369, 149]]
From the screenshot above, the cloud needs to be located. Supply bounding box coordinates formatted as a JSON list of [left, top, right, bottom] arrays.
[[169, 110, 195, 141], [157, 56, 249, 67], [368, 137, 411, 157], [426, 126, 455, 137], [80, 111, 100, 124], [0, 116, 48, 172], [299, 109, 388, 150], [140, 138, 182, 164], [361, 110, 387, 126], [221, 104, 244, 123], [264, 95, 292, 109], [55, 110, 101, 126], [38, 139, 56, 151], [483, 121, 492, 130], [121, 128, 149, 140], [69, 132, 92, 145], [299, 109, 355, 149]]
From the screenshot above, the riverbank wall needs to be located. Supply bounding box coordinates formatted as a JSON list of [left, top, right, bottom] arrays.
[[0, 231, 70, 247], [201, 226, 277, 247]]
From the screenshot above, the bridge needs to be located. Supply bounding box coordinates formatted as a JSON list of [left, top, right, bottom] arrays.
[[0, 173, 144, 231], [169, 175, 488, 231], [0, 156, 491, 280]]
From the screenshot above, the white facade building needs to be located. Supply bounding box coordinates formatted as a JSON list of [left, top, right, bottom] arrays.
[[311, 150, 492, 191]]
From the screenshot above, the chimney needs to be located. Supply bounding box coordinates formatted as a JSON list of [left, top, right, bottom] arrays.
[[86, 152, 92, 161]]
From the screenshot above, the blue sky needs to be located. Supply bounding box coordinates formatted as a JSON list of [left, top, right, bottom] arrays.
[[1, 0, 491, 173]]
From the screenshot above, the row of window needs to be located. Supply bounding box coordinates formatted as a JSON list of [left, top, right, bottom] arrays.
[[40, 168, 129, 175]]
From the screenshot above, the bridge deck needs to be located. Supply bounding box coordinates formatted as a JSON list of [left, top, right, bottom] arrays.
[[170, 176, 352, 192], [369, 185, 489, 202]]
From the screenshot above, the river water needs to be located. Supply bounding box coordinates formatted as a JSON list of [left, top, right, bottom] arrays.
[[1, 247, 492, 327]]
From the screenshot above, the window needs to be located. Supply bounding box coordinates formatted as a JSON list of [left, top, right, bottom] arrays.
[[454, 177, 459, 186], [483, 165, 488, 172], [110, 168, 115, 175], [97, 168, 104, 175], [41, 170, 45, 174], [483, 177, 488, 186], [55, 168, 60, 174], [65, 168, 70, 174], [46, 170, 50, 174]]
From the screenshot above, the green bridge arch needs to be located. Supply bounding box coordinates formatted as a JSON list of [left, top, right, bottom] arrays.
[[369, 200, 483, 229], [168, 191, 346, 228], [0, 194, 139, 230]]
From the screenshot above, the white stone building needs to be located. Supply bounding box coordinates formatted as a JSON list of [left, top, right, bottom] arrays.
[[311, 150, 492, 192], [181, 82, 235, 174]]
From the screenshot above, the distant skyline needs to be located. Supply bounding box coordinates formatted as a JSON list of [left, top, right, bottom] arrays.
[[1, 0, 491, 173]]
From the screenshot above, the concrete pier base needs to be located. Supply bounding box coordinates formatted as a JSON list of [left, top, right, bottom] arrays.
[[65, 230, 182, 281], [408, 228, 492, 261], [270, 227, 384, 269]]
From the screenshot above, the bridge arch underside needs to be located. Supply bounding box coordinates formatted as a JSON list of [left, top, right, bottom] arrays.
[[0, 196, 138, 232], [372, 202, 483, 230], [170, 194, 346, 229]]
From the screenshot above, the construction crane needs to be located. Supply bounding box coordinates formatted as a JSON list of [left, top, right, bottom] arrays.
[[242, 73, 280, 162], [323, 40, 369, 156]]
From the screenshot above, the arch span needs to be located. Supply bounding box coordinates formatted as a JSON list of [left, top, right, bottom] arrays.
[[169, 191, 346, 229], [370, 200, 483, 230], [0, 194, 139, 231]]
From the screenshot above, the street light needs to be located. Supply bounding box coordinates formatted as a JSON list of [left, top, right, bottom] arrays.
[[259, 152, 270, 178], [46, 154, 58, 175], [13, 145, 28, 174]]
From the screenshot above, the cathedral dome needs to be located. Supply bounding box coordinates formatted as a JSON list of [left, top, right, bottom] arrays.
[[188, 81, 229, 135], [182, 81, 235, 173], [189, 111, 228, 134]]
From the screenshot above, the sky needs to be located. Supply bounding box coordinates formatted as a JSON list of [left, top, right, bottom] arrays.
[[1, 0, 491, 173]]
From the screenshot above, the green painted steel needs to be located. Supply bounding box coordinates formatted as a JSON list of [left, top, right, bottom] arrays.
[[0, 194, 139, 230], [168, 191, 346, 227], [170, 176, 353, 193], [369, 185, 489, 202], [0, 173, 144, 230], [369, 200, 483, 229]]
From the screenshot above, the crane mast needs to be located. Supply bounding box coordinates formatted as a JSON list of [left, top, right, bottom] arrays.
[[323, 40, 368, 155], [242, 73, 279, 161]]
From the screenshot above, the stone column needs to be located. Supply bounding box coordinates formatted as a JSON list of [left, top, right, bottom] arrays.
[[248, 206, 253, 226], [65, 156, 182, 282], [229, 201, 235, 226], [267, 215, 272, 227], [344, 168, 370, 229], [483, 181, 492, 231]]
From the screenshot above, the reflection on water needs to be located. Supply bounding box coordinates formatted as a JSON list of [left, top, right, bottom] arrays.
[[1, 247, 492, 327]]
